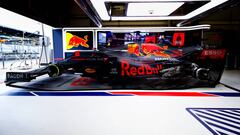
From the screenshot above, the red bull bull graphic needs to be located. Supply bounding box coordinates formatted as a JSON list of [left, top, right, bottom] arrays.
[[68, 34, 89, 49], [65, 31, 93, 50], [127, 43, 170, 57], [141, 43, 170, 57]]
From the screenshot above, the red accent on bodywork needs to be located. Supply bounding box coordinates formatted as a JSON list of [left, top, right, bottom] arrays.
[[71, 58, 87, 61], [142, 43, 164, 51], [70, 77, 96, 86], [170, 50, 183, 57], [74, 51, 81, 57]]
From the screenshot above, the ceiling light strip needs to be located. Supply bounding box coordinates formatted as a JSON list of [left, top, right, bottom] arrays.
[[90, 0, 229, 21], [127, 2, 184, 16]]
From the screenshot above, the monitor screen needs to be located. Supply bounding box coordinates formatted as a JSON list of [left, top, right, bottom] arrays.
[[98, 32, 107, 44]]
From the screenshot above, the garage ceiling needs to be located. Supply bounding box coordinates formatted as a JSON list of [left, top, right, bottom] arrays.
[[0, 0, 94, 27], [0, 0, 239, 27]]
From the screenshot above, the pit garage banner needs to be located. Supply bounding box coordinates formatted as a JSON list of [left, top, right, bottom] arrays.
[[65, 31, 93, 50]]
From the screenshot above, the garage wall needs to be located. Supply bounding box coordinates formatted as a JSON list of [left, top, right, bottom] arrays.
[[52, 29, 63, 62]]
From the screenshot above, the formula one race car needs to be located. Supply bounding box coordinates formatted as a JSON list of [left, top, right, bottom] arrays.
[[5, 42, 226, 89]]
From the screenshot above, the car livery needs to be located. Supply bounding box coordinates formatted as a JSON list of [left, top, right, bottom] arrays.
[[5, 43, 226, 89]]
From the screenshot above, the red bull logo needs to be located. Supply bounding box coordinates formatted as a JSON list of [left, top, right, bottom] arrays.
[[66, 32, 89, 50], [121, 60, 163, 77], [142, 43, 170, 57], [127, 43, 170, 58]]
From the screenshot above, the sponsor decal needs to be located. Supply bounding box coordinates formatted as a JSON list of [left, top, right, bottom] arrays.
[[154, 57, 178, 61], [200, 49, 227, 59], [121, 60, 163, 76], [127, 43, 170, 57], [7, 73, 24, 79], [85, 68, 96, 74], [7, 72, 28, 80]]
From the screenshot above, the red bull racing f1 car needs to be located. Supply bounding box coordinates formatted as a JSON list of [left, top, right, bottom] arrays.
[[5, 42, 226, 89]]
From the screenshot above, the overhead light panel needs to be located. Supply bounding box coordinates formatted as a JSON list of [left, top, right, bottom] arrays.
[[127, 2, 184, 16], [90, 0, 228, 21]]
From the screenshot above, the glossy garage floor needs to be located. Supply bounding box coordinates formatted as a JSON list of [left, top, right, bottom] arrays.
[[0, 70, 239, 135]]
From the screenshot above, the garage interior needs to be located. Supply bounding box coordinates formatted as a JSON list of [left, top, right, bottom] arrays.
[[0, 0, 239, 135]]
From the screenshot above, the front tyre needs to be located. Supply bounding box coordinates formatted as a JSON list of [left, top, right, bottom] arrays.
[[48, 64, 63, 77]]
